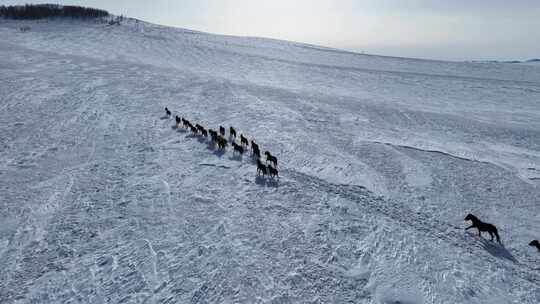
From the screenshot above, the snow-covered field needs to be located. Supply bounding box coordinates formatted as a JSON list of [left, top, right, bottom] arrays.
[[1, 18, 539, 304]]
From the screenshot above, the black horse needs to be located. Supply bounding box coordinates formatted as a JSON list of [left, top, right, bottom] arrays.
[[190, 125, 198, 134], [464, 214, 501, 243], [182, 118, 192, 129], [200, 128, 208, 137], [229, 126, 237, 138], [209, 129, 218, 141], [251, 142, 260, 155], [257, 159, 267, 176], [217, 136, 227, 150], [252, 145, 261, 159], [267, 165, 279, 179], [219, 126, 225, 136], [264, 151, 277, 167], [530, 240, 540, 251], [232, 142, 244, 155], [175, 115, 181, 127], [165, 107, 171, 117], [240, 134, 249, 147]]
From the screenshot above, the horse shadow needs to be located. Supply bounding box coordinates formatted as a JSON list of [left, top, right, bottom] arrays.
[[479, 238, 518, 263], [213, 149, 226, 158], [176, 128, 187, 133], [160, 116, 169, 120], [229, 154, 243, 162], [197, 136, 207, 144], [255, 175, 279, 188]]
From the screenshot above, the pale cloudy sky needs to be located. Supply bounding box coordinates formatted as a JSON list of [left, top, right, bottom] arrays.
[[3, 0, 540, 61]]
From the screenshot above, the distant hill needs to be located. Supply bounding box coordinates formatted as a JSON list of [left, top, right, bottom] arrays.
[[0, 4, 108, 19], [469, 58, 540, 64]]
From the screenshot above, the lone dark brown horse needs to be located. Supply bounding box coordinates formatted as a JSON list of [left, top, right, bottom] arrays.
[[464, 214, 501, 243], [530, 240, 540, 251]]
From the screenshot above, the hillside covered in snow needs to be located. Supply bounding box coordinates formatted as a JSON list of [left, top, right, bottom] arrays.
[[1, 16, 539, 304]]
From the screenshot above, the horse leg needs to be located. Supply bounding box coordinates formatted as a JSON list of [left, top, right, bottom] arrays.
[[465, 225, 474, 230], [494, 230, 501, 243], [488, 231, 494, 241]]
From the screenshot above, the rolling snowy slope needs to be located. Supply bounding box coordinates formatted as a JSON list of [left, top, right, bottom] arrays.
[[1, 18, 539, 304]]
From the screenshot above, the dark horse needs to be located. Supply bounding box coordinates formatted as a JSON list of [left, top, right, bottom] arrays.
[[209, 129, 218, 141], [182, 118, 190, 128], [264, 151, 277, 167], [232, 142, 244, 155], [530, 240, 540, 251], [267, 165, 279, 179], [464, 214, 500, 243], [217, 136, 227, 150], [229, 126, 237, 138], [256, 159, 267, 176], [240, 134, 249, 147], [200, 128, 208, 137], [252, 145, 261, 159], [251, 141, 260, 157], [165, 107, 171, 117]]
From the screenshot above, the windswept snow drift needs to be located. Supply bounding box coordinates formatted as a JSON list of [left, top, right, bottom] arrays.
[[0, 18, 539, 303]]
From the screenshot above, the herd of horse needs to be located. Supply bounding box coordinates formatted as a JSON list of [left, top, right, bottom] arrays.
[[166, 107, 279, 179], [164, 107, 539, 253]]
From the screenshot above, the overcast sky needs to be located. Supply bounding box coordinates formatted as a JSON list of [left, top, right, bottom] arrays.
[[4, 0, 540, 61]]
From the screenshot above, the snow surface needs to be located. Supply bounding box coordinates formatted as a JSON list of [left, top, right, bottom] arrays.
[[1, 18, 539, 304]]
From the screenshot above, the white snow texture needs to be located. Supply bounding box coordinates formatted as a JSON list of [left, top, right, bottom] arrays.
[[1, 18, 539, 304]]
